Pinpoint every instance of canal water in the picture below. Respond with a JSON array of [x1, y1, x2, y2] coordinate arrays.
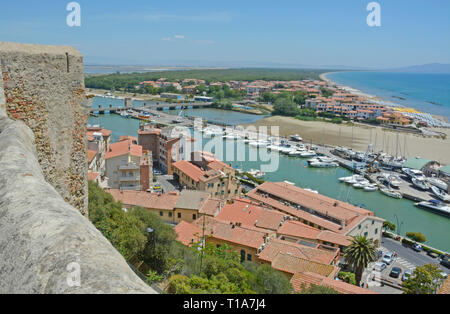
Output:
[[89, 99, 450, 252]]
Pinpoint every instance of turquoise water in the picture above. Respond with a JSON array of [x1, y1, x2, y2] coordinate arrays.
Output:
[[88, 108, 450, 252], [327, 72, 450, 120]]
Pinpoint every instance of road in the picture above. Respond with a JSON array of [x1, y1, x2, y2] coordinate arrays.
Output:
[[156, 174, 181, 193], [381, 237, 449, 274]]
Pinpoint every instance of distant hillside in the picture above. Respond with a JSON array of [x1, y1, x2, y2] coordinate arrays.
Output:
[[386, 63, 450, 74]]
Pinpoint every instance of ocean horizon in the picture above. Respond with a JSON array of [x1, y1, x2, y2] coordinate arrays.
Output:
[[326, 71, 450, 121]]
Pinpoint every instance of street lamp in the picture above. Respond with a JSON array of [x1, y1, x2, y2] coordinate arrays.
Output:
[[146, 227, 156, 250], [393, 214, 404, 236]]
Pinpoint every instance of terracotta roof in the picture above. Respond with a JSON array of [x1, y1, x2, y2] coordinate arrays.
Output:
[[291, 272, 378, 294], [199, 199, 222, 217], [138, 128, 161, 135], [258, 238, 337, 265], [105, 139, 143, 160], [270, 253, 338, 277], [247, 182, 376, 234], [207, 160, 233, 171], [173, 160, 206, 182], [119, 135, 137, 143], [277, 220, 322, 240], [216, 199, 285, 231], [87, 171, 100, 181], [107, 189, 179, 211], [175, 221, 201, 246], [316, 230, 352, 247], [87, 150, 97, 163], [203, 218, 269, 249]]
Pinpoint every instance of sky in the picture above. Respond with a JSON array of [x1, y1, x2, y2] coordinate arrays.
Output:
[[1, 0, 450, 68]]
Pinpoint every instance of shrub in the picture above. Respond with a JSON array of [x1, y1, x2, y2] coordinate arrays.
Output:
[[406, 232, 427, 243]]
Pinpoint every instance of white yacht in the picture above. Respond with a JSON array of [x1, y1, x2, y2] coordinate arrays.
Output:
[[364, 184, 378, 192], [415, 200, 450, 218], [300, 151, 317, 158], [288, 150, 303, 157], [426, 177, 448, 191], [431, 186, 450, 202], [380, 187, 403, 199], [402, 167, 425, 179], [412, 177, 430, 191], [353, 180, 371, 189], [309, 161, 339, 168], [290, 134, 303, 142], [248, 169, 265, 178]]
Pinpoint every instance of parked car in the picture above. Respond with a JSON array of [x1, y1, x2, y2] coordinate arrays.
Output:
[[441, 256, 450, 269], [389, 267, 402, 278], [402, 270, 412, 281], [412, 243, 422, 252], [383, 252, 395, 265], [427, 251, 439, 259], [374, 262, 387, 272], [441, 272, 448, 279]]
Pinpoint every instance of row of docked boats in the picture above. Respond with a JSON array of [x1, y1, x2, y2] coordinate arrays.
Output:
[[402, 167, 450, 202], [339, 175, 379, 192]]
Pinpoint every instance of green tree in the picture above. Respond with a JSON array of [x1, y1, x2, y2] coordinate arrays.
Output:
[[343, 236, 377, 286], [272, 98, 299, 117], [383, 221, 396, 232], [338, 271, 356, 285], [248, 264, 292, 294], [406, 232, 426, 243], [402, 264, 445, 294]]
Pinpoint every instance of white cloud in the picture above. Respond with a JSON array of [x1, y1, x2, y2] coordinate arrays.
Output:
[[174, 35, 185, 39]]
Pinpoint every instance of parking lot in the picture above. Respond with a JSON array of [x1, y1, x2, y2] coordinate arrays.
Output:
[[363, 237, 449, 293]]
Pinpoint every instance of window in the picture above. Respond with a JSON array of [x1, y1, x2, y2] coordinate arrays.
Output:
[[358, 225, 362, 230], [364, 232, 368, 237], [159, 211, 163, 216], [247, 254, 252, 261], [375, 228, 378, 234], [177, 213, 181, 219], [240, 250, 245, 263], [193, 214, 197, 220], [168, 212, 172, 218], [372, 220, 375, 225]]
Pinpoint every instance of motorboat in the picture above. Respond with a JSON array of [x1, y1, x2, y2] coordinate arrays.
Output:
[[290, 134, 303, 142], [412, 177, 430, 191], [304, 188, 319, 194], [431, 186, 450, 202], [402, 167, 425, 179], [426, 177, 448, 191], [364, 184, 378, 192], [247, 169, 265, 178], [138, 112, 151, 120], [307, 156, 337, 164], [309, 161, 339, 168], [353, 180, 371, 189], [380, 187, 403, 199], [415, 200, 450, 218], [300, 151, 317, 158], [343, 175, 364, 184], [249, 140, 270, 148], [389, 175, 402, 189], [288, 150, 303, 157]]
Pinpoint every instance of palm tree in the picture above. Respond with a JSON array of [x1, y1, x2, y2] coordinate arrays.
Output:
[[343, 236, 377, 286]]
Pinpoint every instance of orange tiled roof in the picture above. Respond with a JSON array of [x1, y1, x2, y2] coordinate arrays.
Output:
[[277, 220, 321, 240], [199, 199, 222, 217], [258, 238, 337, 265], [87, 127, 111, 137], [216, 199, 285, 231], [119, 135, 137, 143], [87, 171, 100, 181], [291, 272, 378, 294], [207, 160, 233, 171], [87, 150, 97, 163], [173, 160, 206, 183], [105, 139, 143, 160], [270, 253, 338, 277], [175, 221, 202, 246], [107, 189, 179, 211]]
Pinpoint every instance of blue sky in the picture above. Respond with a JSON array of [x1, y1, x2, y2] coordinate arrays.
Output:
[[1, 0, 449, 68]]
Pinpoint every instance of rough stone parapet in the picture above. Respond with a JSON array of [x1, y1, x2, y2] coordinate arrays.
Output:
[[0, 42, 89, 214], [0, 117, 156, 293]]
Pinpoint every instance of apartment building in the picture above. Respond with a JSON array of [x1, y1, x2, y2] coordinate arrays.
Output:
[[173, 159, 241, 200], [247, 182, 384, 246]]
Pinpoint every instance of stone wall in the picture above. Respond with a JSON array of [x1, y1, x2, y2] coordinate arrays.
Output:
[[0, 117, 155, 293], [0, 42, 89, 214]]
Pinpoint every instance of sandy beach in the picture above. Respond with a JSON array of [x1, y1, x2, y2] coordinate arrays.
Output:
[[245, 116, 450, 165]]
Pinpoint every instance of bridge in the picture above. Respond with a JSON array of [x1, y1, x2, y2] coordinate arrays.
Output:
[[90, 102, 213, 114]]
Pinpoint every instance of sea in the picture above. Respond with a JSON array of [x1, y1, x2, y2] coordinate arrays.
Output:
[[326, 72, 450, 121]]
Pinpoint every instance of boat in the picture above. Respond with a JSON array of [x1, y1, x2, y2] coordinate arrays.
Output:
[[290, 134, 303, 142], [364, 184, 378, 192], [426, 177, 448, 191], [120, 111, 129, 118], [402, 167, 425, 179], [389, 175, 402, 189], [380, 187, 403, 199], [415, 200, 450, 218], [300, 151, 317, 158], [307, 156, 337, 164], [309, 161, 339, 168], [138, 112, 151, 120], [304, 188, 319, 194], [431, 186, 450, 202], [288, 150, 303, 157], [412, 177, 430, 191], [248, 169, 265, 178], [353, 180, 371, 189]]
